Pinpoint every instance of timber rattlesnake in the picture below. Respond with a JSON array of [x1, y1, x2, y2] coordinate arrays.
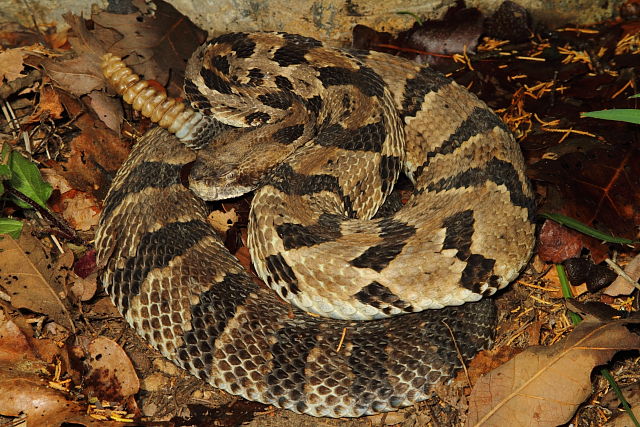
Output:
[[95, 32, 535, 417]]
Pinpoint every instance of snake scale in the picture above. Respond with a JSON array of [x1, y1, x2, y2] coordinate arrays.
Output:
[[95, 32, 535, 417]]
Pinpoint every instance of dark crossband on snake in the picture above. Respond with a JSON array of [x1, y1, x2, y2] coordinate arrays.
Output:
[[95, 32, 535, 418]]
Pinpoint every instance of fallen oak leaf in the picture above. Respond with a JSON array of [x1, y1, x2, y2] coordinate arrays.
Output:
[[605, 253, 640, 296], [43, 55, 107, 97], [71, 336, 140, 404], [25, 84, 64, 123], [0, 230, 74, 331], [86, 91, 124, 133], [207, 207, 238, 235], [90, 1, 206, 97], [41, 13, 107, 98], [0, 316, 97, 426], [466, 318, 640, 427], [0, 48, 26, 83], [48, 92, 130, 199]]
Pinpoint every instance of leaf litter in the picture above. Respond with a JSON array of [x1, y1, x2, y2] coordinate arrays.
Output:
[[0, 1, 639, 426]]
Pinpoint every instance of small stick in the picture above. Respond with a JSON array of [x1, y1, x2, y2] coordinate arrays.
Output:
[[442, 320, 471, 387], [604, 258, 640, 292], [5, 187, 83, 245]]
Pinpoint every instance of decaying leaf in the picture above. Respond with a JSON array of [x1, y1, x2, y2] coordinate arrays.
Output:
[[41, 168, 101, 231], [74, 336, 140, 403], [207, 208, 238, 235], [26, 84, 64, 122], [50, 92, 130, 199], [605, 253, 640, 296], [44, 55, 107, 97], [0, 48, 26, 82], [466, 318, 640, 426], [86, 91, 124, 133], [89, 1, 207, 97], [0, 316, 109, 427], [531, 147, 640, 243], [0, 230, 74, 331], [69, 272, 97, 302]]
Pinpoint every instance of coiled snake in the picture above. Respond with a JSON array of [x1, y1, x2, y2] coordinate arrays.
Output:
[[95, 32, 535, 417]]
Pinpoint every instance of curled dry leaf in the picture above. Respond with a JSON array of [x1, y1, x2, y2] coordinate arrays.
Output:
[[466, 318, 640, 427], [26, 84, 64, 123], [43, 168, 102, 231], [0, 230, 74, 331]]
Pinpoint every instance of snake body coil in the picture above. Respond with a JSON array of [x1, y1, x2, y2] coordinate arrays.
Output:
[[96, 32, 535, 417]]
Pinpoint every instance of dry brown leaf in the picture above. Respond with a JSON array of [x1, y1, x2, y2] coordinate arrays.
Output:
[[90, 2, 206, 97], [605, 253, 640, 296], [50, 92, 130, 199], [604, 385, 640, 426], [208, 208, 238, 235], [0, 317, 38, 363], [86, 91, 124, 133], [0, 315, 68, 366], [59, 190, 101, 231], [81, 336, 140, 402], [26, 84, 64, 122], [0, 48, 26, 82], [43, 55, 107, 97], [0, 357, 109, 427], [0, 317, 98, 427], [69, 272, 97, 302], [466, 318, 640, 427], [40, 14, 107, 99], [0, 231, 74, 331], [0, 374, 84, 426]]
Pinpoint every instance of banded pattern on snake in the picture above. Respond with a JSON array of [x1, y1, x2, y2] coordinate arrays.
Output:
[[95, 32, 535, 417]]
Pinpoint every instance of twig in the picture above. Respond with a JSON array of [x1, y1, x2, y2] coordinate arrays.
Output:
[[336, 327, 347, 352], [1, 101, 19, 138], [5, 187, 83, 245], [0, 68, 42, 100], [3, 99, 31, 153], [604, 258, 640, 292], [441, 320, 471, 387]]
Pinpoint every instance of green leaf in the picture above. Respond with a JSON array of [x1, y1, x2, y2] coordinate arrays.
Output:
[[0, 218, 23, 239], [396, 11, 424, 26], [0, 143, 11, 196], [581, 109, 640, 124], [0, 143, 10, 179], [8, 150, 52, 208], [629, 94, 640, 99], [541, 212, 638, 245]]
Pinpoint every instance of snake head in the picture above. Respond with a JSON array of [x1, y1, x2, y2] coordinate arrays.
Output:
[[187, 127, 294, 201]]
